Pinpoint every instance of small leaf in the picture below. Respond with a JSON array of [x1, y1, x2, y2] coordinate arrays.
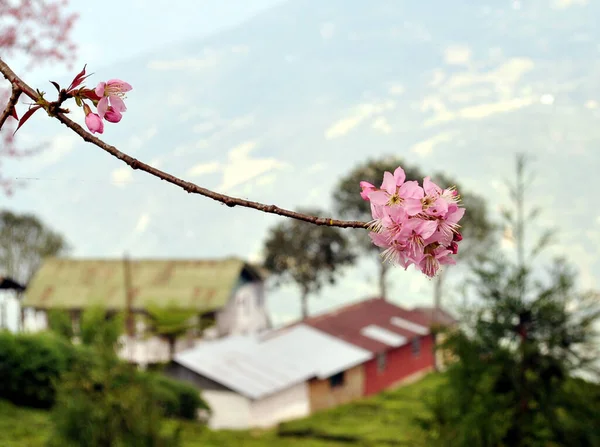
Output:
[[10, 107, 18, 120], [67, 64, 88, 91], [49, 81, 61, 92], [13, 105, 42, 135], [75, 96, 82, 107]]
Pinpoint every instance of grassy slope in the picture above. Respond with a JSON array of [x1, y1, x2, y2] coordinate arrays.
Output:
[[0, 373, 443, 447]]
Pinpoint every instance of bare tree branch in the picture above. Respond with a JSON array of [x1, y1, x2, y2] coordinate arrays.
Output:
[[0, 57, 367, 229]]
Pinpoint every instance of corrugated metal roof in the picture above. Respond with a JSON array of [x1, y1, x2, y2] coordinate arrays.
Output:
[[21, 257, 263, 311], [300, 298, 442, 354], [360, 324, 408, 347], [173, 324, 372, 400], [390, 316, 429, 335]]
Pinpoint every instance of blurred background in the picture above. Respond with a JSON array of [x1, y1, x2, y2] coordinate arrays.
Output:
[[0, 1, 599, 446]]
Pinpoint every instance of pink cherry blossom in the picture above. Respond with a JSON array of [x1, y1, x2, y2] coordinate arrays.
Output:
[[381, 206, 408, 238], [380, 239, 411, 269], [419, 246, 456, 278], [370, 179, 423, 208], [95, 79, 132, 119], [359, 165, 466, 278], [397, 218, 438, 261]]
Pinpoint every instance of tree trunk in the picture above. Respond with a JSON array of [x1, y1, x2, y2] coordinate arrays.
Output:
[[378, 261, 389, 300], [300, 289, 309, 320], [168, 336, 176, 360], [432, 269, 446, 372]]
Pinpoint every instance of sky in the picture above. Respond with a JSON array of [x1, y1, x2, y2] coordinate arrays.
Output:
[[2, 0, 600, 331], [29, 0, 287, 75]]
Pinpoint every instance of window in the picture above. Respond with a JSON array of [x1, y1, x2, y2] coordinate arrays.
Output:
[[376, 352, 387, 373], [412, 336, 421, 357], [329, 371, 345, 388]]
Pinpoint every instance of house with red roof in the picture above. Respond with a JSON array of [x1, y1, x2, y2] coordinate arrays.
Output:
[[300, 298, 456, 396], [166, 297, 457, 427]]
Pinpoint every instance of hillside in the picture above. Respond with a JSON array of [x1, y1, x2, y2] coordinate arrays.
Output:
[[0, 373, 442, 446]]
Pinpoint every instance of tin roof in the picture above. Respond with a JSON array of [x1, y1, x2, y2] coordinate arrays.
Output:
[[299, 298, 441, 354], [173, 324, 372, 400], [21, 257, 263, 311]]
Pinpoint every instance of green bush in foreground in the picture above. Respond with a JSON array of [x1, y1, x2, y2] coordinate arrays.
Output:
[[0, 330, 78, 408], [49, 331, 182, 446], [150, 373, 211, 421]]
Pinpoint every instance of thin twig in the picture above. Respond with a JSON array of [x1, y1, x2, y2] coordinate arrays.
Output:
[[0, 58, 367, 229], [0, 84, 22, 130]]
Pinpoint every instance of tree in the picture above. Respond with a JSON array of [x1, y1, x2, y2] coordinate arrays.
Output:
[[420, 153, 600, 447], [0, 209, 68, 284], [263, 208, 356, 319], [1, 1, 78, 194], [146, 302, 197, 360], [333, 156, 494, 301]]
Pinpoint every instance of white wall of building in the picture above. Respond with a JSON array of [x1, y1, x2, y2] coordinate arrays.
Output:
[[203, 390, 252, 430], [0, 292, 21, 332], [22, 308, 48, 332], [118, 334, 195, 366], [217, 281, 270, 336], [250, 381, 310, 428], [202, 382, 310, 430]]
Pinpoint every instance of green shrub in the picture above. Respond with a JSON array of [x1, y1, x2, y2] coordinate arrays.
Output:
[[0, 331, 79, 408], [148, 373, 210, 420], [47, 310, 74, 340], [49, 356, 182, 447]]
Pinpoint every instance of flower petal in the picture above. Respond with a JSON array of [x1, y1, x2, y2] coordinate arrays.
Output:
[[97, 97, 108, 118], [107, 79, 133, 92], [109, 95, 127, 113], [398, 181, 424, 199], [423, 176, 442, 196], [95, 82, 106, 98], [403, 198, 424, 216], [393, 166, 406, 185], [447, 207, 466, 224], [420, 220, 439, 239], [368, 190, 390, 206], [380, 171, 396, 193]]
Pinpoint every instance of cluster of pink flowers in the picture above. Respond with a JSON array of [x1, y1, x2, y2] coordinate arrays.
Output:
[[82, 79, 133, 135], [360, 166, 465, 278]]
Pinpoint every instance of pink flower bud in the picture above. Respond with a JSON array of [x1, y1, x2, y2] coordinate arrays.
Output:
[[104, 106, 122, 123], [83, 104, 104, 134], [450, 241, 459, 255]]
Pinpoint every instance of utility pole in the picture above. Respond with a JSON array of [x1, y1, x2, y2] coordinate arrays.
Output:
[[432, 269, 446, 372]]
